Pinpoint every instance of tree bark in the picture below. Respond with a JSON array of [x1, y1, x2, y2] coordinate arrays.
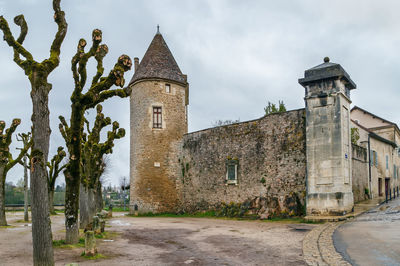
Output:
[[80, 184, 97, 230], [30, 83, 54, 265], [79, 183, 89, 229], [48, 189, 55, 215], [23, 156, 29, 221], [64, 171, 79, 244], [96, 181, 103, 212], [64, 104, 84, 243], [88, 188, 96, 221], [0, 164, 7, 226]]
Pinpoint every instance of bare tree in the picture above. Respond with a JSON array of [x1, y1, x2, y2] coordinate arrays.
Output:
[[16, 132, 32, 222], [0, 1, 67, 264], [119, 176, 129, 211], [0, 120, 31, 226], [46, 147, 66, 214], [58, 30, 131, 243], [79, 105, 125, 229]]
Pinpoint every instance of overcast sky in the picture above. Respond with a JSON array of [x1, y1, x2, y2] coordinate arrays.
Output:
[[1, 0, 400, 187]]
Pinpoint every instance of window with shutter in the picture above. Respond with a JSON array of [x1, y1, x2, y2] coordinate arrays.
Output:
[[370, 150, 373, 166], [225, 159, 238, 185], [386, 155, 389, 170]]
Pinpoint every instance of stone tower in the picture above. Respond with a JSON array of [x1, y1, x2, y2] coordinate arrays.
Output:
[[299, 57, 356, 216], [129, 30, 189, 213]]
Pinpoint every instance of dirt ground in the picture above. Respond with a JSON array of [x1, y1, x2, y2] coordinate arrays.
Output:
[[0, 212, 313, 266]]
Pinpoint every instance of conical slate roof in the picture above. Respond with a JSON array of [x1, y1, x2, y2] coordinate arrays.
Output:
[[129, 33, 186, 85]]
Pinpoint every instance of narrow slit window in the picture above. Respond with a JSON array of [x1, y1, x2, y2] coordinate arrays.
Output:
[[386, 155, 389, 170], [165, 84, 170, 93], [153, 107, 162, 128]]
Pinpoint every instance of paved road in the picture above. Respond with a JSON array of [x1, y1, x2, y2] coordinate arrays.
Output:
[[334, 197, 400, 266]]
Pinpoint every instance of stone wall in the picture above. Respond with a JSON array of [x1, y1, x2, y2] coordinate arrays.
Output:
[[351, 144, 369, 202], [178, 109, 307, 218]]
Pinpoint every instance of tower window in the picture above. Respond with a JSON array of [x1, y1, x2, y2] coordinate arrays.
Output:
[[153, 107, 162, 128], [165, 84, 170, 93]]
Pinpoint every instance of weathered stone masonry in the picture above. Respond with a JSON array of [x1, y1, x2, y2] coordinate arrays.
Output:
[[129, 31, 372, 218], [129, 32, 189, 213], [351, 144, 369, 202], [178, 109, 307, 218]]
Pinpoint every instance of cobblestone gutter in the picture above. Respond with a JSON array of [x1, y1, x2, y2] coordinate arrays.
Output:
[[303, 222, 351, 266]]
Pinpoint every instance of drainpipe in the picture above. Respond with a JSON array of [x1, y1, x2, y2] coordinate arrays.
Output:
[[368, 134, 372, 199]]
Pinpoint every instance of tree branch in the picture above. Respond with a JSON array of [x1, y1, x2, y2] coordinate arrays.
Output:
[[6, 135, 32, 172], [12, 15, 28, 68], [78, 29, 102, 89], [5, 119, 21, 146], [71, 38, 86, 90], [91, 44, 108, 86], [86, 87, 131, 109], [42, 0, 68, 73], [58, 115, 70, 141], [0, 16, 34, 67]]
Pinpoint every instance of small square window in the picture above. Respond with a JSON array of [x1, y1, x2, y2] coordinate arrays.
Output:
[[165, 84, 170, 93], [226, 159, 238, 185]]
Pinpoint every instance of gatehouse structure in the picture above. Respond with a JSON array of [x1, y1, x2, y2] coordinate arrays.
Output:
[[129, 30, 400, 218]]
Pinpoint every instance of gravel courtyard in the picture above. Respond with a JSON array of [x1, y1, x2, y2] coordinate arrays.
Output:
[[0, 212, 312, 266]]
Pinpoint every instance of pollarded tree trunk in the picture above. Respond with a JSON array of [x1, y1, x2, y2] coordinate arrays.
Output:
[[23, 156, 29, 221], [65, 172, 80, 244], [80, 185, 97, 230], [0, 164, 6, 226], [88, 188, 96, 221], [79, 183, 89, 229], [64, 104, 84, 243], [48, 190, 55, 215], [96, 182, 103, 212], [30, 83, 54, 265], [95, 183, 103, 212]]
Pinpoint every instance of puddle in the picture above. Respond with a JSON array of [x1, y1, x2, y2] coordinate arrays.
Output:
[[7, 227, 25, 231], [19, 224, 32, 227], [288, 224, 313, 231], [109, 220, 130, 226]]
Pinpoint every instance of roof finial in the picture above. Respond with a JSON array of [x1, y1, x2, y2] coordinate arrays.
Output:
[[324, 56, 330, 63], [157, 24, 160, 34]]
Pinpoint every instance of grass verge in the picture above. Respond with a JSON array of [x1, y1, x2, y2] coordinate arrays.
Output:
[[126, 211, 322, 223], [53, 237, 85, 248], [81, 253, 107, 260]]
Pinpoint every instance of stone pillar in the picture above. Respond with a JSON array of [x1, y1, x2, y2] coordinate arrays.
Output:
[[299, 57, 356, 216], [84, 231, 97, 256]]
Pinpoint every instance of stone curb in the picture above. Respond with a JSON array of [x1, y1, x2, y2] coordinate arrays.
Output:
[[303, 222, 351, 266]]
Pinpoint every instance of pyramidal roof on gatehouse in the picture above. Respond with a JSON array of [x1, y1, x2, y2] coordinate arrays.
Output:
[[129, 31, 186, 85]]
